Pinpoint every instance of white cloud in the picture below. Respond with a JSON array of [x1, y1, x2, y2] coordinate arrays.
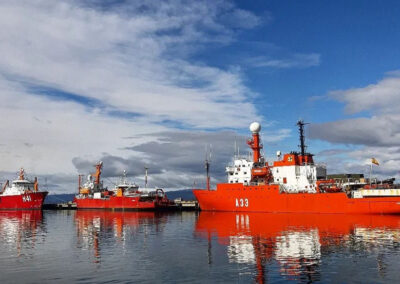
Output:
[[248, 53, 320, 69], [329, 72, 400, 114], [0, 0, 268, 191], [0, 0, 261, 129], [309, 71, 400, 180], [311, 72, 400, 147]]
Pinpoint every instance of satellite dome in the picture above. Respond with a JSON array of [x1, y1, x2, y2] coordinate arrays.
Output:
[[249, 122, 261, 133]]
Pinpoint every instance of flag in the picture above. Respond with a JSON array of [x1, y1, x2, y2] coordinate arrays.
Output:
[[371, 158, 379, 166]]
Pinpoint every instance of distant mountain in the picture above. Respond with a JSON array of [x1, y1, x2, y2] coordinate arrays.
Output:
[[45, 193, 74, 204], [44, 189, 195, 204], [165, 189, 195, 201]]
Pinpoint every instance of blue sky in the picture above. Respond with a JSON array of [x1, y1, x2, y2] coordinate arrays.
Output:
[[0, 0, 399, 191], [196, 0, 400, 121]]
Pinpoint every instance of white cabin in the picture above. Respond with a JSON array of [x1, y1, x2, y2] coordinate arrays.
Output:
[[226, 158, 253, 185]]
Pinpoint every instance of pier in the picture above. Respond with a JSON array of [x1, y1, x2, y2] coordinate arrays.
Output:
[[43, 199, 199, 211]]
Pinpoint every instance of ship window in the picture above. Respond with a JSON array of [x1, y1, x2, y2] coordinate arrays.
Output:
[[235, 173, 238, 175], [229, 173, 233, 175], [244, 172, 247, 174]]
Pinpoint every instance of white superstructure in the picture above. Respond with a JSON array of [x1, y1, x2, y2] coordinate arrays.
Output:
[[1, 168, 37, 196], [226, 158, 253, 185], [225, 153, 318, 193], [271, 159, 318, 193]]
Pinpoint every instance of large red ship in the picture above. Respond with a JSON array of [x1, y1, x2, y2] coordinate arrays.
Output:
[[0, 168, 48, 210], [193, 121, 400, 214], [74, 162, 175, 210]]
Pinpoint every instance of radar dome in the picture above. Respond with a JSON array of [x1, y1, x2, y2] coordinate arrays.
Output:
[[249, 122, 261, 133]]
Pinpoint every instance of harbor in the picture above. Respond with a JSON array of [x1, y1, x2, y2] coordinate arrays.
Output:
[[1, 1, 400, 283], [2, 209, 400, 283], [43, 199, 199, 211]]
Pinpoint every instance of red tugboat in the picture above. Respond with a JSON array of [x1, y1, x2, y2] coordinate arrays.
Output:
[[0, 168, 48, 209], [193, 121, 400, 214], [74, 162, 175, 210]]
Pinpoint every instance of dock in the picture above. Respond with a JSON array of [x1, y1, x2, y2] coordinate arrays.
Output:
[[174, 198, 199, 211], [43, 199, 199, 211], [43, 201, 77, 210]]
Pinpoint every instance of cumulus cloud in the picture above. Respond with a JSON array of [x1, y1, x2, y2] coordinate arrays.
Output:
[[329, 73, 400, 114], [72, 130, 250, 189], [317, 149, 352, 157], [0, 0, 263, 128], [309, 72, 400, 179], [310, 72, 400, 147], [310, 115, 400, 147], [0, 0, 271, 192]]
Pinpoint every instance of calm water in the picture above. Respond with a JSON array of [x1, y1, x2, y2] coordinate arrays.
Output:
[[0, 210, 400, 283]]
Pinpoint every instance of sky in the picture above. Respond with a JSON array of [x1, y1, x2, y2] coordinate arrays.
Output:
[[1, 0, 400, 192]]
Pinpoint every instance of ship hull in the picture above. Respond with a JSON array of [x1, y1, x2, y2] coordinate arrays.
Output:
[[193, 184, 400, 214], [74, 196, 174, 211], [0, 192, 48, 210]]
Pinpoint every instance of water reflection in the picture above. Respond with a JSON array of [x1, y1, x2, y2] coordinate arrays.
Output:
[[0, 210, 45, 257], [195, 212, 400, 283], [74, 210, 166, 262]]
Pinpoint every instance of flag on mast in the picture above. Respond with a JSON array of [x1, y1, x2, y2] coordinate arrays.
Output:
[[371, 158, 379, 166]]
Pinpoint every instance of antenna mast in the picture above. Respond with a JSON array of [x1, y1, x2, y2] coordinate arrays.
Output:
[[205, 145, 211, 190], [297, 120, 308, 157], [144, 167, 148, 188]]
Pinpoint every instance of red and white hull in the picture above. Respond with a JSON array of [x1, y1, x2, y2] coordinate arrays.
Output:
[[194, 184, 400, 214], [74, 195, 175, 211], [0, 191, 48, 210]]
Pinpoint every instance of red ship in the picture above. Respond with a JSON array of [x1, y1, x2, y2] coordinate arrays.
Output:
[[74, 162, 175, 210], [193, 121, 400, 214], [0, 168, 48, 210]]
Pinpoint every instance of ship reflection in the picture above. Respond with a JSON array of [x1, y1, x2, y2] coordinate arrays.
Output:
[[0, 210, 44, 257], [195, 212, 400, 283], [75, 210, 166, 262]]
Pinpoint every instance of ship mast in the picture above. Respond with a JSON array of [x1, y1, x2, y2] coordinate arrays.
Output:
[[144, 167, 148, 188], [93, 161, 103, 185], [19, 168, 25, 180], [34, 177, 38, 192], [247, 122, 262, 163], [1, 180, 9, 193], [297, 120, 308, 157], [78, 174, 84, 193], [205, 145, 212, 190]]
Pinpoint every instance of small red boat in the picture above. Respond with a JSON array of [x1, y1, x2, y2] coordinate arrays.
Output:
[[74, 162, 175, 210], [194, 121, 400, 214], [0, 168, 48, 210]]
